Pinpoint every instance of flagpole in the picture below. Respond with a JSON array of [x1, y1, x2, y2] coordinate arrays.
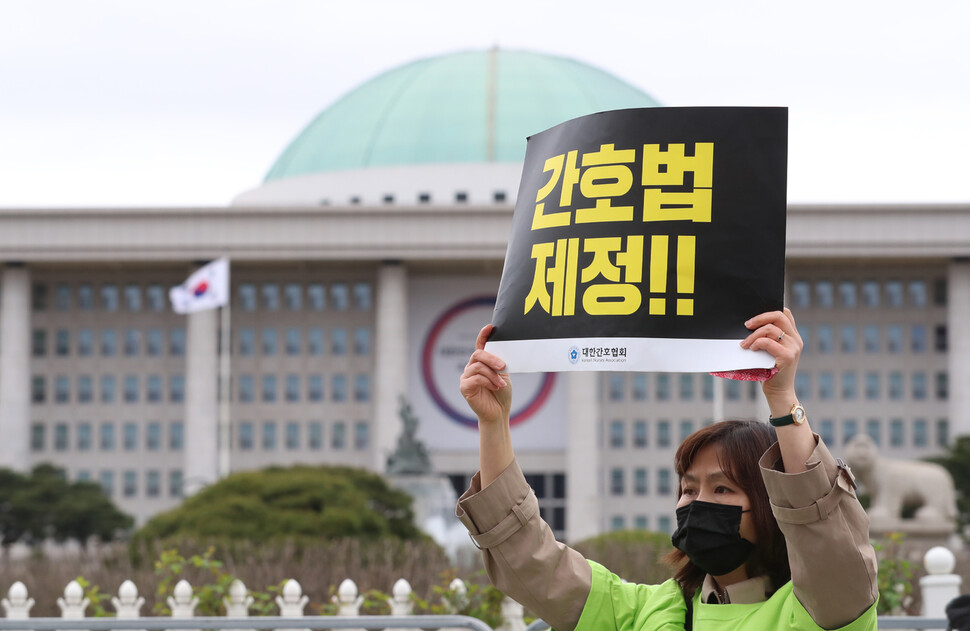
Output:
[[218, 286, 232, 479]]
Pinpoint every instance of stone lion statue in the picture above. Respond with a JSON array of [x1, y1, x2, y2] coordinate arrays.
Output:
[[843, 433, 956, 527]]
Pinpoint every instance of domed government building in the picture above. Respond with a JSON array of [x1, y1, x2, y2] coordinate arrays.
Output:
[[1, 49, 968, 539]]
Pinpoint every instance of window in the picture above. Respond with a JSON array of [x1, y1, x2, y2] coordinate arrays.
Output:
[[799, 325, 811, 354], [31, 283, 48, 311], [818, 372, 834, 400], [633, 420, 648, 448], [146, 375, 162, 403], [610, 516, 625, 532], [912, 372, 927, 400], [933, 278, 948, 306], [77, 329, 94, 357], [332, 328, 348, 355], [146, 471, 161, 497], [678, 374, 694, 400], [887, 325, 903, 353], [937, 419, 949, 447], [262, 328, 278, 356], [124, 285, 141, 312], [888, 372, 904, 400], [122, 471, 137, 497], [100, 471, 115, 497], [354, 374, 371, 402], [726, 379, 741, 401], [865, 372, 880, 400], [864, 325, 880, 353], [285, 374, 300, 402], [238, 283, 256, 311], [30, 423, 46, 451], [658, 469, 672, 495], [353, 283, 372, 310], [100, 375, 116, 403], [815, 281, 834, 308], [100, 422, 115, 450], [354, 327, 371, 355], [101, 284, 119, 311], [610, 468, 625, 496], [285, 328, 301, 356], [794, 373, 811, 401], [886, 281, 904, 307], [791, 281, 810, 308], [262, 375, 277, 402], [238, 422, 253, 450], [657, 420, 671, 448], [839, 325, 856, 353], [31, 329, 46, 357], [169, 375, 185, 403], [331, 283, 349, 310], [679, 420, 693, 442], [32, 376, 46, 403], [609, 420, 624, 448], [284, 283, 302, 310], [354, 421, 369, 450], [935, 325, 948, 352], [838, 281, 857, 308], [866, 419, 881, 446], [913, 419, 928, 448], [656, 374, 670, 400], [332, 374, 347, 402], [146, 284, 165, 311], [608, 374, 624, 401], [909, 280, 927, 307], [817, 325, 833, 353], [841, 372, 857, 400], [124, 375, 139, 403], [238, 328, 254, 356], [911, 325, 927, 353], [169, 328, 186, 356], [77, 375, 93, 403], [819, 419, 835, 446], [261, 284, 280, 311], [123, 329, 141, 356], [146, 422, 162, 450], [239, 375, 254, 403], [55, 375, 70, 403], [890, 419, 904, 447], [862, 280, 880, 307], [55, 329, 70, 356], [936, 372, 949, 400], [77, 423, 92, 451], [169, 470, 183, 498], [142, 328, 162, 356], [332, 421, 346, 449], [285, 422, 300, 450], [307, 284, 326, 310], [634, 468, 648, 496], [101, 329, 118, 356], [169, 422, 184, 450], [632, 374, 647, 400], [123, 422, 137, 451], [308, 328, 324, 355], [842, 419, 858, 444], [308, 422, 323, 450], [78, 284, 94, 310], [702, 374, 713, 401], [307, 374, 324, 402], [262, 422, 277, 450]]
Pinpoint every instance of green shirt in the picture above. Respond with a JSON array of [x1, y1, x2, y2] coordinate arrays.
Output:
[[575, 561, 877, 631]]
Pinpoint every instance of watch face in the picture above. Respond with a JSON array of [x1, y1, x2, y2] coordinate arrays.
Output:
[[793, 407, 805, 423]]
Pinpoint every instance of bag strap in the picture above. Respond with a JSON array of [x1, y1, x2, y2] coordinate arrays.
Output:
[[683, 586, 694, 631]]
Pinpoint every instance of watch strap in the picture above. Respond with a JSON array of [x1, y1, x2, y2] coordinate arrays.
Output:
[[769, 413, 796, 427]]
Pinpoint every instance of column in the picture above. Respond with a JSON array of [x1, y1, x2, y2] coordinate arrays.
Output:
[[183, 306, 219, 495], [373, 261, 408, 472], [0, 265, 30, 471], [947, 260, 970, 438], [566, 371, 600, 542]]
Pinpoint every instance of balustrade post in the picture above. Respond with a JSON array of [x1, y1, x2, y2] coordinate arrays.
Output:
[[1, 582, 34, 619], [921, 546, 962, 617], [167, 579, 199, 631], [111, 580, 145, 631], [57, 580, 90, 619], [275, 579, 309, 631], [496, 596, 527, 631]]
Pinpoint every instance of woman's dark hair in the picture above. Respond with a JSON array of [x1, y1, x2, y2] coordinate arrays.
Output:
[[664, 420, 790, 599]]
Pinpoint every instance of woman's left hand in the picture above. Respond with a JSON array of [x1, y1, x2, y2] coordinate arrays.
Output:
[[740, 308, 803, 408]]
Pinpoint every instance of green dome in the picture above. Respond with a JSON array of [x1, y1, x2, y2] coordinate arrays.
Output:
[[265, 49, 660, 181]]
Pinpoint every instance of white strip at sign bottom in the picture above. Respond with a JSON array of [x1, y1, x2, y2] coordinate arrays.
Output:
[[484, 337, 776, 374]]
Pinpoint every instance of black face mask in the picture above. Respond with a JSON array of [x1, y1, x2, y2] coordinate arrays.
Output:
[[670, 500, 754, 576]]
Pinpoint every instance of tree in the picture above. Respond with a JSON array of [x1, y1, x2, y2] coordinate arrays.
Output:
[[928, 434, 970, 530], [0, 464, 133, 547], [135, 465, 425, 543]]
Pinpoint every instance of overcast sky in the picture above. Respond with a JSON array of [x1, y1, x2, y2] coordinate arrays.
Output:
[[1, 0, 967, 207]]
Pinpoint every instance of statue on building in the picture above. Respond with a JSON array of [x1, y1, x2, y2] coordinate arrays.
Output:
[[386, 396, 432, 475], [843, 433, 957, 537]]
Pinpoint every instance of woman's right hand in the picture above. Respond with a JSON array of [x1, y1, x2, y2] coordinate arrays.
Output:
[[460, 324, 513, 425]]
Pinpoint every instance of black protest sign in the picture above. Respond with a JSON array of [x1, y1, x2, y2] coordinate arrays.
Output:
[[486, 107, 787, 373]]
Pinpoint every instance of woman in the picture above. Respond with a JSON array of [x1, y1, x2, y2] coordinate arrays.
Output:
[[456, 309, 877, 631]]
